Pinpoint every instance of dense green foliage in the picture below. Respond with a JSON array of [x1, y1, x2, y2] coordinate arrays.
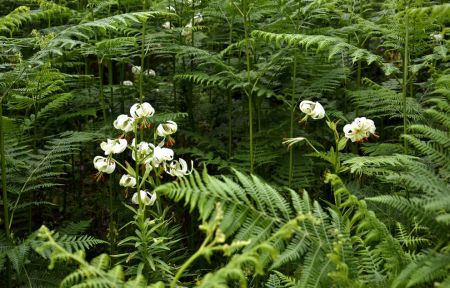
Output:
[[0, 0, 449, 287]]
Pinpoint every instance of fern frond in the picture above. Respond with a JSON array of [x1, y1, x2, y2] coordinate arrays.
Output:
[[251, 30, 398, 75]]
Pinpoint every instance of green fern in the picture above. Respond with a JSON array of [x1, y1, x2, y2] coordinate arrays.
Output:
[[36, 226, 151, 288], [251, 30, 398, 75]]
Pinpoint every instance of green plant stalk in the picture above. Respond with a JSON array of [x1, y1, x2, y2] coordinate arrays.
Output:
[[402, 8, 409, 156], [98, 60, 108, 125], [78, 150, 83, 208], [227, 21, 234, 158], [0, 100, 10, 241], [242, 0, 254, 173], [289, 49, 298, 188], [108, 60, 114, 118], [136, 206, 151, 270], [0, 98, 12, 288], [139, 0, 147, 103], [120, 63, 125, 114], [172, 55, 177, 110], [133, 123, 143, 208], [170, 232, 213, 288], [85, 59, 91, 95], [108, 175, 116, 254]]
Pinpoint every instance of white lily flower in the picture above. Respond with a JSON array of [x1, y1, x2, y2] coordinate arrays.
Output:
[[93, 156, 116, 174], [130, 102, 155, 119], [113, 114, 135, 132], [131, 190, 157, 206], [122, 80, 133, 86], [181, 21, 193, 37], [299, 100, 325, 119], [152, 146, 174, 166], [131, 66, 142, 74], [167, 5, 176, 12], [165, 158, 192, 177], [162, 21, 172, 29], [119, 174, 136, 188], [187, 0, 202, 6], [431, 33, 444, 41], [344, 117, 376, 142], [157, 120, 178, 137], [132, 139, 155, 164], [193, 13, 203, 25], [144, 69, 156, 77], [100, 139, 127, 155]]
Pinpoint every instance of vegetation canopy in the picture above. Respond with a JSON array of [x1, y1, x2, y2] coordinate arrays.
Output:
[[0, 0, 449, 287]]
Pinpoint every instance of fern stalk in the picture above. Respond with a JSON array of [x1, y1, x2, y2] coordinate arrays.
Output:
[[402, 6, 409, 155], [242, 0, 254, 172], [289, 49, 298, 187], [170, 225, 214, 288], [227, 20, 234, 158], [120, 63, 125, 114], [98, 60, 108, 125], [0, 97, 12, 288], [108, 60, 114, 118], [0, 99, 10, 241]]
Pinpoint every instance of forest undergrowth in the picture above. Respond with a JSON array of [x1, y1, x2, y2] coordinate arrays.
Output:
[[0, 0, 449, 287]]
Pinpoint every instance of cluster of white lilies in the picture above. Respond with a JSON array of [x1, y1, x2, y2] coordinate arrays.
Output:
[[299, 100, 376, 142], [93, 102, 192, 206]]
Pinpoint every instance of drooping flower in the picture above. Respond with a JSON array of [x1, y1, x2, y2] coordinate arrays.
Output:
[[165, 158, 192, 177], [131, 190, 157, 206], [132, 139, 155, 164], [113, 115, 135, 132], [152, 146, 174, 166], [193, 13, 203, 25], [144, 69, 156, 77], [93, 156, 116, 174], [299, 100, 325, 119], [157, 120, 178, 137], [130, 102, 155, 119], [100, 139, 127, 155], [181, 22, 193, 37], [431, 33, 444, 41], [119, 174, 136, 188], [131, 66, 142, 74], [343, 117, 376, 142], [162, 21, 172, 29], [122, 80, 133, 86]]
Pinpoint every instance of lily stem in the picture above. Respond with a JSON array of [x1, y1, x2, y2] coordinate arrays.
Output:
[[139, 0, 147, 104]]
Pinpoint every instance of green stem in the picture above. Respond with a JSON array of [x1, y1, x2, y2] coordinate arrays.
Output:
[[120, 63, 125, 114], [133, 123, 143, 208], [227, 21, 234, 158], [108, 175, 116, 254], [108, 60, 114, 118], [289, 49, 298, 188], [0, 100, 10, 241], [170, 234, 212, 288], [78, 150, 83, 208], [139, 0, 147, 103], [402, 7, 409, 156], [242, 0, 254, 173], [0, 98, 12, 288], [98, 60, 108, 125]]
